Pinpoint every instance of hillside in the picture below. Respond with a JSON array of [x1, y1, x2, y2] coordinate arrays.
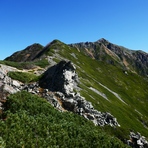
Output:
[[0, 38, 148, 147], [70, 38, 148, 76]]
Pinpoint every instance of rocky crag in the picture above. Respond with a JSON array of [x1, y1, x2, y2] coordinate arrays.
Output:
[[127, 132, 148, 148], [39, 60, 120, 127], [0, 61, 119, 127]]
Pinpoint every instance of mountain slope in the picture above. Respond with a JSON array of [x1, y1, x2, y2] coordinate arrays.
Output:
[[1, 38, 148, 147], [5, 43, 43, 62], [70, 38, 148, 76]]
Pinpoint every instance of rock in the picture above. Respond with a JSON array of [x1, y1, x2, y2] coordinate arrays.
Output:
[[12, 80, 21, 88], [0, 102, 3, 110], [46, 95, 58, 107], [0, 71, 5, 80], [39, 60, 79, 97], [3, 76, 12, 84], [0, 64, 22, 95], [0, 64, 18, 75], [3, 84, 18, 94], [86, 113, 95, 120], [62, 98, 77, 111], [63, 69, 76, 95], [127, 132, 148, 148], [55, 92, 65, 99], [75, 107, 84, 115]]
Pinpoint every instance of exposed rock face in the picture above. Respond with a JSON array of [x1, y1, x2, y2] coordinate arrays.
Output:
[[56, 92, 119, 127], [127, 132, 148, 148], [0, 64, 22, 94], [0, 64, 22, 110], [39, 60, 78, 97], [39, 60, 120, 127]]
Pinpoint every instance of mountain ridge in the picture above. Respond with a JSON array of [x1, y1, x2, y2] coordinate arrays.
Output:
[[70, 38, 148, 76], [5, 38, 148, 76], [1, 38, 148, 147]]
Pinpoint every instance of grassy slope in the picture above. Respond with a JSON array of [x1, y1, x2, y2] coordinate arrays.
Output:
[[49, 41, 148, 139], [0, 58, 49, 69]]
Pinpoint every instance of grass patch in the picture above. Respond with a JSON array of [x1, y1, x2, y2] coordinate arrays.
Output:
[[34, 59, 49, 68], [0, 58, 49, 69], [8, 71, 39, 83]]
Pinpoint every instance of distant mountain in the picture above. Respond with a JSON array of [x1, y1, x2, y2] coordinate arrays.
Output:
[[5, 43, 43, 62], [1, 38, 148, 147], [70, 38, 148, 76], [6, 38, 148, 76]]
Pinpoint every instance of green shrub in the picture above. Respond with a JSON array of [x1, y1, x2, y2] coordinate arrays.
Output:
[[0, 60, 23, 69], [8, 71, 39, 83], [0, 137, 6, 148], [34, 59, 49, 68], [0, 59, 49, 69], [0, 91, 128, 148]]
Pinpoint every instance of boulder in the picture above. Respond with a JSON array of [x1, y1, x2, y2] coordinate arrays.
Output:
[[3, 84, 18, 94], [39, 60, 78, 96], [62, 98, 77, 111], [127, 132, 148, 148]]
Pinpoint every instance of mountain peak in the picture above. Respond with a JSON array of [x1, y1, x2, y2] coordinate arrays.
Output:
[[97, 38, 109, 43], [5, 43, 43, 62]]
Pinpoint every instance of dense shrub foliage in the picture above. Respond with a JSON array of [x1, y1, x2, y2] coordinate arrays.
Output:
[[0, 91, 128, 148]]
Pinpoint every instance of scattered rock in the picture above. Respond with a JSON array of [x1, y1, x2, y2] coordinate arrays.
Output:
[[127, 132, 148, 148]]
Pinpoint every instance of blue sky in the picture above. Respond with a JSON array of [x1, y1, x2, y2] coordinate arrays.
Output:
[[0, 0, 148, 60]]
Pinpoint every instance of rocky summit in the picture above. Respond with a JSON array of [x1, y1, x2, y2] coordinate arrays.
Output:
[[0, 38, 148, 147]]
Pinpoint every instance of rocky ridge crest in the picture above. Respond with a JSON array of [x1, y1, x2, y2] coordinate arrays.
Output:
[[0, 61, 119, 127]]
